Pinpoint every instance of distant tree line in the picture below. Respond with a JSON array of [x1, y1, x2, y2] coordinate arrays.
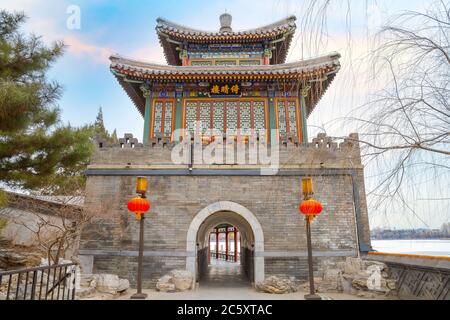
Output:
[[371, 223, 450, 240]]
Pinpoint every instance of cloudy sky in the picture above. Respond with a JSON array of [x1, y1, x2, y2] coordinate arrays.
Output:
[[2, 0, 447, 229]]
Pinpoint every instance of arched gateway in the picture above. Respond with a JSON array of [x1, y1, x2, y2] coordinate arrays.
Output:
[[186, 201, 265, 285], [79, 13, 372, 290]]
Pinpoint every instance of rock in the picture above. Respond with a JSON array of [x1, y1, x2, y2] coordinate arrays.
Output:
[[0, 249, 41, 270], [336, 262, 346, 270], [80, 274, 96, 287], [355, 290, 378, 299], [387, 279, 396, 290], [76, 286, 96, 298], [363, 260, 386, 270], [170, 270, 194, 291], [256, 276, 298, 294], [76, 273, 129, 298], [156, 275, 176, 292], [156, 270, 194, 292], [318, 280, 342, 293], [341, 276, 352, 294], [117, 279, 130, 293], [343, 257, 364, 274], [300, 275, 342, 293], [95, 274, 128, 294], [351, 276, 371, 291], [95, 274, 120, 294], [315, 257, 397, 298], [347, 270, 391, 296], [323, 268, 341, 282]]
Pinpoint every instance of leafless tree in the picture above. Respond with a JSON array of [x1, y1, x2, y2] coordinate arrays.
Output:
[[4, 181, 91, 266], [297, 1, 450, 227], [347, 2, 449, 212]]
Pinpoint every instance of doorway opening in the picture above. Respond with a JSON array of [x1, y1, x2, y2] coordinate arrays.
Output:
[[201, 224, 248, 288], [186, 201, 265, 288], [195, 211, 256, 287]]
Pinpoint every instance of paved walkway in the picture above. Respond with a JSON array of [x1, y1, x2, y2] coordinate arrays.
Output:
[[200, 259, 249, 289], [117, 287, 378, 300], [113, 260, 389, 300]]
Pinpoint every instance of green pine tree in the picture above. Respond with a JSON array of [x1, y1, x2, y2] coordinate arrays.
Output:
[[94, 107, 106, 135], [0, 10, 94, 196], [93, 107, 118, 144], [110, 129, 118, 144]]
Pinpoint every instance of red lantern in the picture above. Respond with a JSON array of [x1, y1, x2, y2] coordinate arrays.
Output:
[[299, 199, 323, 216], [127, 197, 151, 220]]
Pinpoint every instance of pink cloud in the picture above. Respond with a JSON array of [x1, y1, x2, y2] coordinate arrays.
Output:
[[64, 36, 114, 64], [126, 46, 166, 64]]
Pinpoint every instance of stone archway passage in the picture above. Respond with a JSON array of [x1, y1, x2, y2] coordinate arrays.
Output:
[[186, 201, 265, 286]]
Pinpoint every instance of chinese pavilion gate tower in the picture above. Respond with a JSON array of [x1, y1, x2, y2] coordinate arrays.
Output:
[[80, 14, 372, 288], [110, 14, 342, 145]]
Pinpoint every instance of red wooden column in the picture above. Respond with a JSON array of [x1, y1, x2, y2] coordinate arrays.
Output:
[[225, 228, 229, 261], [215, 228, 219, 259], [208, 233, 211, 264], [234, 229, 238, 262]]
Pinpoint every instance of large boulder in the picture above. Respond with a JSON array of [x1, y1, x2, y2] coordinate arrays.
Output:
[[75, 286, 97, 298], [171, 270, 194, 291], [344, 257, 364, 274], [95, 274, 120, 294], [318, 268, 343, 292], [341, 258, 396, 297], [0, 249, 41, 270], [95, 274, 129, 294], [76, 274, 130, 298], [117, 279, 130, 293], [313, 257, 397, 298], [256, 276, 298, 294], [156, 275, 176, 293], [156, 270, 194, 292]]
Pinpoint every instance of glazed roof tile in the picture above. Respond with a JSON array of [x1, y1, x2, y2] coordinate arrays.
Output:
[[110, 53, 341, 118], [156, 15, 297, 38], [110, 52, 341, 78], [156, 16, 297, 65]]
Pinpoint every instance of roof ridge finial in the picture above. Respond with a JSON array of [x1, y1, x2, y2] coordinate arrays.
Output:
[[219, 12, 232, 33]]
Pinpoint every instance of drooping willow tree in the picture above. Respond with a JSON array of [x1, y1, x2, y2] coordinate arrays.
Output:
[[297, 0, 450, 228]]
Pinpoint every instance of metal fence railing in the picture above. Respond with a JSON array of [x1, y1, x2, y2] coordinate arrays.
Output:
[[0, 263, 77, 300]]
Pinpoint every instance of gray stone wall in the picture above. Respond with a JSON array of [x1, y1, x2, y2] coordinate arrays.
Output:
[[365, 254, 450, 300], [79, 133, 371, 288], [89, 133, 362, 168]]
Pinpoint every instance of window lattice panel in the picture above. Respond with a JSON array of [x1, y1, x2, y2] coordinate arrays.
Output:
[[184, 100, 267, 137], [226, 102, 238, 134], [239, 102, 251, 135], [186, 102, 197, 134], [200, 102, 211, 134], [287, 101, 297, 135], [277, 101, 287, 135], [212, 102, 224, 133], [253, 101, 266, 132], [163, 102, 173, 136], [153, 102, 163, 135]]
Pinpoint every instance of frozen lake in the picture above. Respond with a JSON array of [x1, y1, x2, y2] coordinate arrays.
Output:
[[371, 239, 450, 257]]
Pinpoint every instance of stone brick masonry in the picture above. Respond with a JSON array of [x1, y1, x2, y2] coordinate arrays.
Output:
[[79, 133, 372, 288]]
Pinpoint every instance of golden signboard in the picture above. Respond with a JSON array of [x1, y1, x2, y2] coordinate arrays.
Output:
[[210, 83, 240, 96]]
